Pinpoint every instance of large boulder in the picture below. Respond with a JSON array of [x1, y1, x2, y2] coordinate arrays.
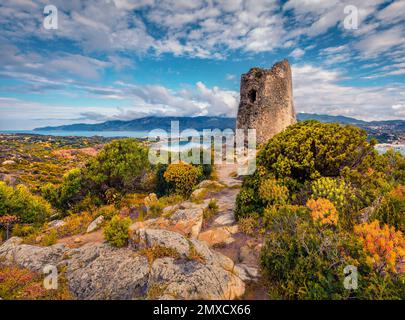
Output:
[[0, 237, 67, 272], [0, 229, 247, 300], [148, 257, 244, 300], [134, 228, 190, 258], [66, 243, 149, 300]]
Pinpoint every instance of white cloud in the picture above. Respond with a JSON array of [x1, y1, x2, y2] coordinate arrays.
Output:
[[292, 63, 405, 121], [0, 78, 239, 129], [354, 26, 405, 58], [290, 48, 305, 59]]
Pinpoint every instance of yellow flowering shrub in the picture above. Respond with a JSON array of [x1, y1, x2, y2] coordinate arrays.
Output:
[[163, 162, 202, 196], [354, 220, 405, 274], [306, 198, 338, 226], [259, 178, 289, 205], [373, 185, 405, 233]]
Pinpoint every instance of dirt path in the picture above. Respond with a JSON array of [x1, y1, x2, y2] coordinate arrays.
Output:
[[215, 163, 242, 187], [57, 229, 104, 248], [203, 163, 268, 300]]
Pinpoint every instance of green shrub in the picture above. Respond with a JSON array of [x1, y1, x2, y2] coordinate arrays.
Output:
[[258, 121, 376, 182], [238, 213, 260, 236], [311, 177, 359, 229], [261, 204, 351, 299], [41, 229, 58, 246], [259, 178, 289, 205], [236, 121, 381, 219], [85, 139, 150, 194], [260, 203, 405, 300], [12, 224, 37, 238], [235, 187, 260, 219], [0, 182, 52, 224], [41, 169, 87, 212], [372, 185, 405, 233], [163, 162, 203, 196], [43, 139, 153, 212], [104, 215, 131, 248]]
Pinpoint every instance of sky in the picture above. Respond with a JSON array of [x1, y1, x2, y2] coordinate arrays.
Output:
[[0, 0, 404, 130]]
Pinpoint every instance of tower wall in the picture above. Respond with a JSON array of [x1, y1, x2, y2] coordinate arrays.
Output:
[[236, 59, 296, 145]]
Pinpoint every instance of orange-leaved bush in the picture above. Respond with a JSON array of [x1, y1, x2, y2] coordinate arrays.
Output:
[[306, 198, 338, 226], [354, 220, 405, 274]]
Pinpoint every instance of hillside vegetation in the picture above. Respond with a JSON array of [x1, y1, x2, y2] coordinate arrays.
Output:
[[236, 121, 404, 299]]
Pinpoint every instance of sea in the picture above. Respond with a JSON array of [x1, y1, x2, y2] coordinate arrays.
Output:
[[0, 130, 151, 138]]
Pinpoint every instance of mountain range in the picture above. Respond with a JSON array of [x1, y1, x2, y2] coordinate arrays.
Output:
[[34, 113, 405, 133]]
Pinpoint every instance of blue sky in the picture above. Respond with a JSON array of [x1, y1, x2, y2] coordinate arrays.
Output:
[[0, 0, 404, 129]]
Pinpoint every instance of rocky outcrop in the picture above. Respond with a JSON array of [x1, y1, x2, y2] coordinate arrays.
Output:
[[236, 59, 296, 145], [0, 229, 246, 300], [148, 257, 244, 300], [142, 229, 245, 300], [0, 237, 67, 272], [66, 243, 150, 300], [130, 200, 206, 238]]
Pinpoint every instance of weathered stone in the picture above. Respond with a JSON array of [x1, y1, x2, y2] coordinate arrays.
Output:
[[148, 257, 245, 300], [86, 215, 104, 233], [0, 237, 67, 272], [213, 212, 235, 226], [234, 264, 260, 282], [198, 226, 236, 246], [169, 206, 204, 237], [2, 160, 15, 165], [197, 180, 224, 189], [129, 203, 204, 238], [161, 204, 179, 216], [0, 231, 248, 300], [47, 220, 66, 230], [135, 228, 190, 257], [236, 59, 296, 145], [66, 243, 150, 300], [190, 188, 207, 200], [239, 244, 259, 265]]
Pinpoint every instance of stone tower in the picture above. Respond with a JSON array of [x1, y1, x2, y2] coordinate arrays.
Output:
[[236, 59, 296, 145]]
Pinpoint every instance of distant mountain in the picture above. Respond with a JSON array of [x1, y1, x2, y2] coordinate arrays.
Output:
[[296, 113, 367, 124], [34, 114, 405, 132], [34, 116, 236, 132]]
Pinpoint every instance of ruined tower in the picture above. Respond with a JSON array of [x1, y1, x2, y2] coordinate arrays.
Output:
[[236, 59, 296, 145]]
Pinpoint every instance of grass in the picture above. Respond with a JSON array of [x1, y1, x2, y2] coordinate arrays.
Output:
[[203, 199, 219, 220], [187, 243, 205, 264], [145, 194, 184, 218], [238, 214, 259, 236], [147, 283, 168, 300], [40, 229, 58, 246], [139, 245, 180, 266]]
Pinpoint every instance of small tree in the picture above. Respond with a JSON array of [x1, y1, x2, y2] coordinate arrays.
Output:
[[0, 215, 19, 240], [104, 215, 131, 247]]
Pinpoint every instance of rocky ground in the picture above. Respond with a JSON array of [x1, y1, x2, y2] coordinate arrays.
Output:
[[0, 163, 267, 300]]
